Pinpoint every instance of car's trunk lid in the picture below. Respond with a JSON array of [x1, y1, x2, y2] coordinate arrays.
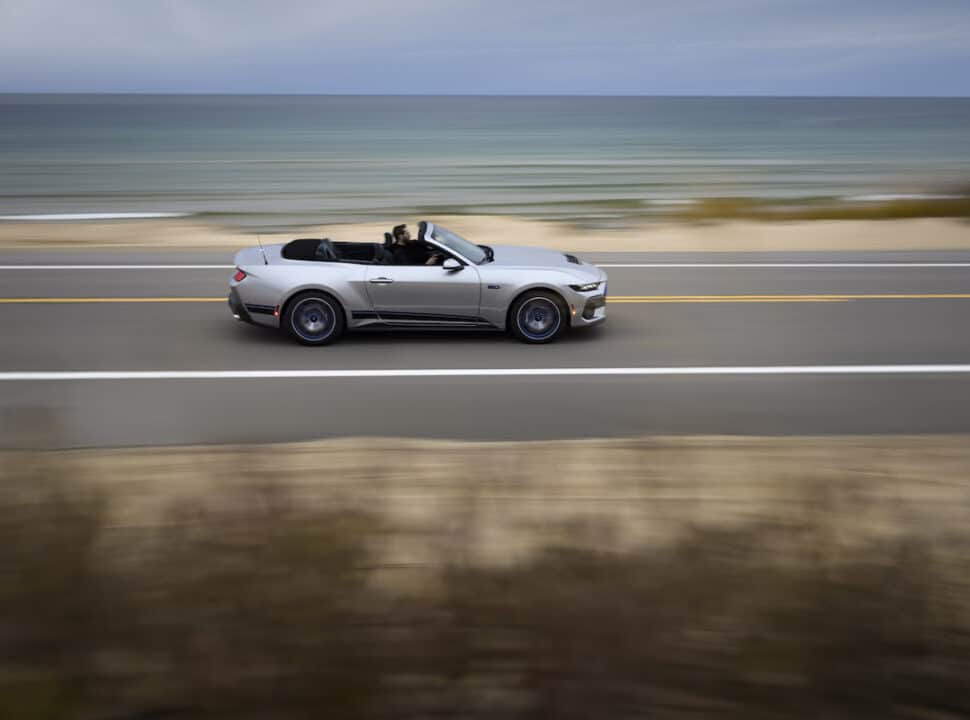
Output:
[[233, 244, 283, 268]]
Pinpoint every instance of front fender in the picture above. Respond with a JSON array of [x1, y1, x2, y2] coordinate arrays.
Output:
[[477, 269, 579, 330]]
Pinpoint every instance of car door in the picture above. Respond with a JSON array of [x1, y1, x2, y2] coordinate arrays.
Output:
[[364, 262, 482, 324]]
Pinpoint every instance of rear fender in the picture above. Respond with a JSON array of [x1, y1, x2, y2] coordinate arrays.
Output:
[[279, 285, 350, 319]]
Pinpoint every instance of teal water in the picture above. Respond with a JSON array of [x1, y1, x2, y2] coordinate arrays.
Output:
[[1, 95, 969, 228]]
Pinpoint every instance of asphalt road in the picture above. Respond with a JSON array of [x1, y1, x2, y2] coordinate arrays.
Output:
[[2, 248, 969, 448]]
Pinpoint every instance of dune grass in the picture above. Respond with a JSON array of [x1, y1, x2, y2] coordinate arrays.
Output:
[[417, 195, 970, 225], [671, 195, 970, 223]]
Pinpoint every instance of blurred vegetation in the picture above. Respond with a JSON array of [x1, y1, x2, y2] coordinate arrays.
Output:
[[418, 194, 970, 226], [671, 195, 970, 223], [2, 449, 970, 719]]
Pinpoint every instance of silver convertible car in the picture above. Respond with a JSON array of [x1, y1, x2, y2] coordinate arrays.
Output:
[[228, 221, 607, 345]]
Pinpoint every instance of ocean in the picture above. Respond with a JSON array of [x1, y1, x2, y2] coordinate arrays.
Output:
[[1, 94, 969, 228]]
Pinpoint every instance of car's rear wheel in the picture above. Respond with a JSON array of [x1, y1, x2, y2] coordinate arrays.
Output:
[[509, 290, 567, 344], [283, 291, 345, 346]]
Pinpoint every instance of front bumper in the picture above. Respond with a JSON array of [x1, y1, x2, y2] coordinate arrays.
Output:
[[567, 293, 607, 328]]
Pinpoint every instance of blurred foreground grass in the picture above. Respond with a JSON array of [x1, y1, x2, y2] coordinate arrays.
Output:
[[2, 436, 970, 719]]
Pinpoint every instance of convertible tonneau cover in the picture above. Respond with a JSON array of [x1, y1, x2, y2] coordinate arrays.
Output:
[[280, 237, 392, 265], [281, 237, 331, 261]]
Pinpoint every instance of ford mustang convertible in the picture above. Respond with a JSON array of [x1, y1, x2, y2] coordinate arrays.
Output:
[[228, 221, 607, 345]]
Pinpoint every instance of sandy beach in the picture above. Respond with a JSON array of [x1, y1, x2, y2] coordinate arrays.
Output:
[[1, 215, 969, 253]]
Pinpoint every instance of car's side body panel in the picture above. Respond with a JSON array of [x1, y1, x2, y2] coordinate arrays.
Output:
[[363, 264, 484, 324]]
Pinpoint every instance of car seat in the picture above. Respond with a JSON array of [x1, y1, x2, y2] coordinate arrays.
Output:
[[373, 244, 394, 265], [313, 239, 338, 261]]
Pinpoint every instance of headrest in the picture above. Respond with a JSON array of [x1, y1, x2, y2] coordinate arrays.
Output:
[[417, 221, 428, 243], [384, 232, 393, 247]]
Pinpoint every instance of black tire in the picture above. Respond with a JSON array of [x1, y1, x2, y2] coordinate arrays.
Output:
[[509, 290, 567, 344], [282, 291, 345, 346]]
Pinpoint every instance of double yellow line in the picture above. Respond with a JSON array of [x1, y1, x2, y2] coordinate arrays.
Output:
[[610, 294, 970, 303], [3, 294, 970, 305], [0, 297, 223, 304]]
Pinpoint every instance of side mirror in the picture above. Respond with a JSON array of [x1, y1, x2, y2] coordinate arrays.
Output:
[[442, 258, 463, 271]]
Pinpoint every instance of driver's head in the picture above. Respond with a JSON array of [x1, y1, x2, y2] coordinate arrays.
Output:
[[392, 224, 412, 244]]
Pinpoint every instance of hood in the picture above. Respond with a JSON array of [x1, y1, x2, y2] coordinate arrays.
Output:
[[488, 245, 584, 269]]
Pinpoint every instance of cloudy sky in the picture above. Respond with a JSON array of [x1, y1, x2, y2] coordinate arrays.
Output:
[[1, 0, 968, 95]]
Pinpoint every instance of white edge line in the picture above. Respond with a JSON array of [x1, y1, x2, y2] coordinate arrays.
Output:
[[598, 263, 970, 268], [2, 365, 970, 381], [0, 265, 234, 270], [1, 263, 970, 270], [0, 213, 192, 221]]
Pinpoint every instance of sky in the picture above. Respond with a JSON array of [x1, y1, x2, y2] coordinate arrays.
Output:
[[1, 0, 969, 95]]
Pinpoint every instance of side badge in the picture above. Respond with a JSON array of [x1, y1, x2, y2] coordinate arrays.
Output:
[[487, 284, 501, 290]]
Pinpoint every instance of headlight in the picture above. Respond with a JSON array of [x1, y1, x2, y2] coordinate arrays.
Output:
[[569, 281, 601, 292]]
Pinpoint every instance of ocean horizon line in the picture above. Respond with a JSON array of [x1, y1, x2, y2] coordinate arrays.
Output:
[[3, 92, 970, 100]]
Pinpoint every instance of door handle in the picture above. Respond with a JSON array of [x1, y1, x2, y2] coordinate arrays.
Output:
[[369, 277, 394, 285]]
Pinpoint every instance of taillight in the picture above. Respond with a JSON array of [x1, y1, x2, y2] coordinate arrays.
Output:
[[233, 268, 247, 282]]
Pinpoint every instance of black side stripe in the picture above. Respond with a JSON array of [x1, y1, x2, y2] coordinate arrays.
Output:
[[245, 304, 276, 315], [352, 310, 487, 323]]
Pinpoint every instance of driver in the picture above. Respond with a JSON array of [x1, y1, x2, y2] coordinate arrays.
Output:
[[391, 224, 442, 266]]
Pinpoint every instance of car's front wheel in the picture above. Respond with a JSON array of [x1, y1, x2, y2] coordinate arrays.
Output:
[[283, 291, 345, 346], [509, 290, 567, 344]]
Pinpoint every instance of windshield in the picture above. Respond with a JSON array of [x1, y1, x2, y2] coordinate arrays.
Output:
[[430, 225, 487, 265]]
